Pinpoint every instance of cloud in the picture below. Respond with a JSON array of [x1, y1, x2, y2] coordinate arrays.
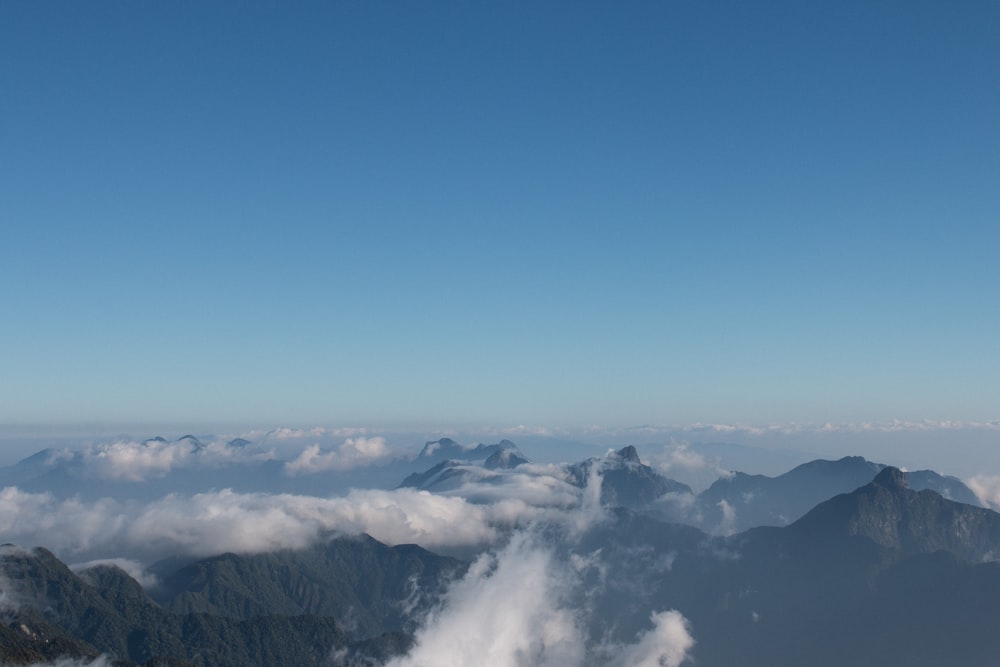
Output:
[[261, 426, 369, 441], [424, 463, 584, 508], [33, 437, 276, 482], [966, 475, 1000, 510], [18, 658, 114, 667], [609, 610, 694, 667], [0, 455, 620, 564], [0, 486, 542, 563], [385, 473, 694, 667], [71, 558, 159, 589], [716, 499, 737, 536], [384, 531, 586, 667], [284, 437, 391, 475], [84, 438, 197, 480], [648, 441, 733, 484]]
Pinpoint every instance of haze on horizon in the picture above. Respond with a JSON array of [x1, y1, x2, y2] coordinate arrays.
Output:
[[2, 1, 997, 464]]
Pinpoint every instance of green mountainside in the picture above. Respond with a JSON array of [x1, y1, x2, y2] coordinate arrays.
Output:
[[0, 536, 462, 667]]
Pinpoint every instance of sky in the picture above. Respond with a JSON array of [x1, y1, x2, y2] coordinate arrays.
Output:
[[2, 1, 998, 435]]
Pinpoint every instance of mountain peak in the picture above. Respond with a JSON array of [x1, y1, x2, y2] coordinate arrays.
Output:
[[418, 438, 460, 458], [873, 466, 908, 489], [615, 446, 641, 463], [484, 448, 528, 470]]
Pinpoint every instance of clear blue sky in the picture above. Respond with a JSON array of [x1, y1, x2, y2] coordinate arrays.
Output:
[[2, 1, 997, 429]]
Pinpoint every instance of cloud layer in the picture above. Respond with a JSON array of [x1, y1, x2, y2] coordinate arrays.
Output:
[[385, 478, 694, 667], [283, 437, 392, 475], [0, 485, 543, 564]]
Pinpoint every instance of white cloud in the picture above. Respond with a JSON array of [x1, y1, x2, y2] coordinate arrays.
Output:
[[0, 486, 541, 563], [385, 531, 586, 667], [428, 463, 584, 508], [967, 475, 1000, 510], [283, 437, 391, 475], [385, 472, 693, 667], [610, 610, 694, 667], [32, 437, 277, 482], [716, 499, 737, 536]]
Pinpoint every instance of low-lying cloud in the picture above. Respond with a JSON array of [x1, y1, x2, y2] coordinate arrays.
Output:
[[0, 485, 542, 565], [30, 437, 276, 482], [284, 437, 391, 475]]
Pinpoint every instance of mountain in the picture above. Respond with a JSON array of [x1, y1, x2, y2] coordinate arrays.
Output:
[[0, 436, 448, 502], [7, 468, 1000, 667], [788, 466, 1000, 560], [399, 440, 530, 491], [398, 444, 693, 508], [904, 468, 981, 505], [484, 447, 529, 469], [565, 445, 693, 508], [578, 467, 1000, 667], [416, 438, 522, 463], [686, 455, 982, 534], [152, 534, 465, 637], [0, 537, 462, 667]]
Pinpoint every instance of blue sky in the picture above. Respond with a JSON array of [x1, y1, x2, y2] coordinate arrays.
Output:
[[2, 1, 998, 430]]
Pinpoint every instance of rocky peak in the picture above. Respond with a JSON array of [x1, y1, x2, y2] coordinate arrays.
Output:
[[615, 446, 641, 464], [873, 466, 908, 490]]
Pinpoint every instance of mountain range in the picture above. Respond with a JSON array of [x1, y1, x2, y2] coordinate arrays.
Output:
[[2, 437, 998, 665]]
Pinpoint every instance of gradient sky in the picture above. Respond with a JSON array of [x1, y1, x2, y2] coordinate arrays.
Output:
[[2, 1, 998, 430]]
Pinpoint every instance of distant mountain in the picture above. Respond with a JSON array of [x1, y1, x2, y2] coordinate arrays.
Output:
[[685, 455, 982, 534], [399, 440, 530, 492], [904, 468, 981, 505], [565, 445, 693, 509], [0, 435, 443, 501], [484, 447, 529, 470], [399, 444, 693, 509], [416, 438, 521, 463]]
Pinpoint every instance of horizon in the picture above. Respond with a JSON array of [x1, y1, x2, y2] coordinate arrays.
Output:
[[3, 417, 1000, 482]]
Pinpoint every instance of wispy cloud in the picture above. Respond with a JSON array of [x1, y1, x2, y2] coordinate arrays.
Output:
[[71, 558, 160, 589]]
